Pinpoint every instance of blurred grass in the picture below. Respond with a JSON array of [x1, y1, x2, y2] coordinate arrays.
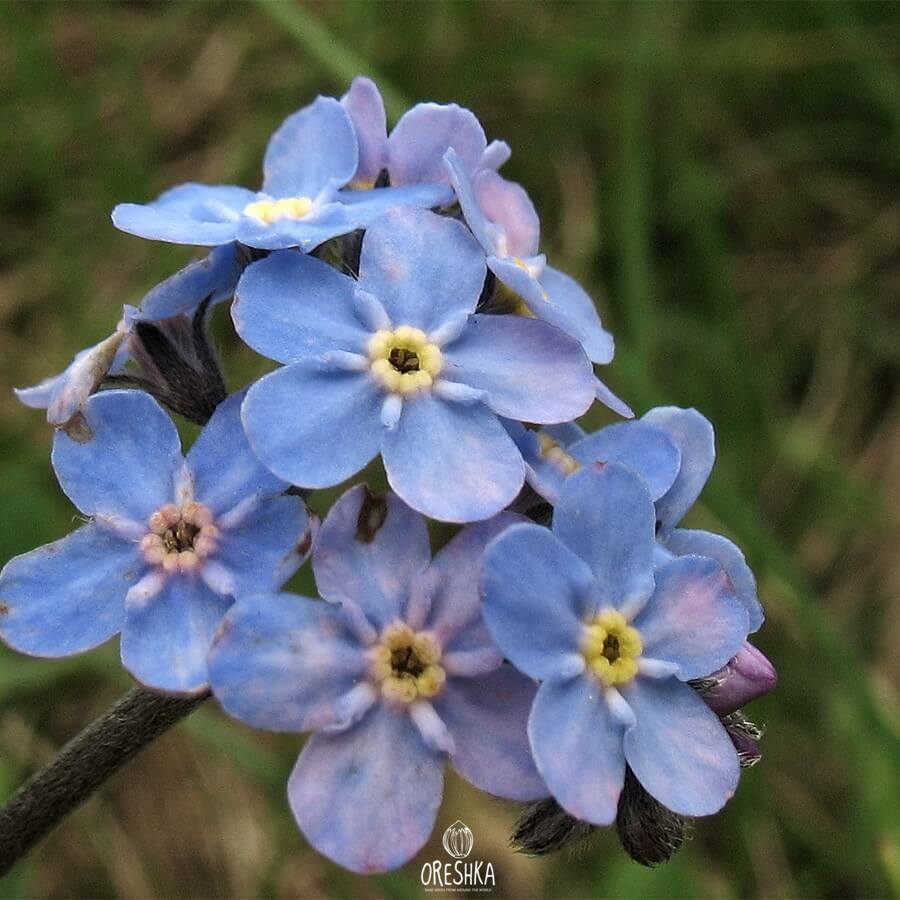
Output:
[[1, 1, 899, 897]]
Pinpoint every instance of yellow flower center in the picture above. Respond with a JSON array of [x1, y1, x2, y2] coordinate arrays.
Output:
[[243, 196, 313, 224], [537, 432, 581, 476], [368, 326, 442, 395], [140, 501, 219, 574], [369, 622, 446, 704], [581, 610, 643, 687]]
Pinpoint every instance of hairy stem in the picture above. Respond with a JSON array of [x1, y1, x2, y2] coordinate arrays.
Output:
[[0, 686, 209, 876]]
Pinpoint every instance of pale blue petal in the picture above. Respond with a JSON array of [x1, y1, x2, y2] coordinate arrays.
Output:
[[417, 512, 524, 652], [341, 76, 387, 185], [488, 256, 548, 311], [0, 525, 138, 657], [288, 704, 443, 873], [569, 421, 681, 501], [232, 250, 366, 365], [538, 266, 615, 364], [436, 665, 547, 801], [138, 243, 245, 320], [442, 315, 594, 423], [14, 372, 64, 409], [241, 362, 382, 489], [595, 376, 634, 418], [188, 391, 288, 516], [473, 169, 539, 258], [381, 394, 523, 522], [664, 528, 764, 632], [112, 183, 254, 246], [215, 496, 308, 595], [502, 420, 567, 503], [358, 207, 484, 332], [388, 102, 486, 186], [312, 484, 430, 626], [482, 523, 595, 680], [553, 464, 656, 611], [528, 675, 626, 825], [121, 575, 233, 694], [235, 202, 358, 252], [262, 96, 357, 197], [445, 148, 504, 256], [642, 407, 715, 535], [51, 390, 181, 522], [208, 592, 367, 732], [544, 421, 586, 446], [337, 183, 453, 227], [632, 556, 749, 679], [621, 676, 739, 816]]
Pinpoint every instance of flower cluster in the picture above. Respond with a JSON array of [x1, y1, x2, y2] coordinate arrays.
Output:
[[1, 78, 775, 874]]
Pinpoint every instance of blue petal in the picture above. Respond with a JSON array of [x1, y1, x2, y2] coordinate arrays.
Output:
[[442, 314, 595, 423], [445, 148, 504, 256], [435, 665, 547, 801], [482, 523, 595, 680], [188, 391, 288, 516], [337, 183, 453, 227], [138, 243, 245, 320], [262, 96, 358, 198], [235, 202, 358, 252], [418, 512, 525, 652], [214, 495, 308, 595], [642, 407, 715, 536], [553, 464, 656, 612], [633, 556, 749, 679], [0, 524, 138, 657], [121, 575, 232, 694], [569, 421, 681, 501], [594, 375, 634, 419], [51, 390, 181, 522], [15, 370, 69, 409], [544, 421, 587, 446], [358, 207, 484, 332], [312, 484, 430, 627], [233, 251, 367, 365], [488, 255, 548, 311], [381, 393, 523, 522], [208, 592, 367, 732], [112, 183, 253, 246], [528, 675, 626, 825], [621, 676, 739, 816], [341, 76, 387, 185], [473, 169, 540, 258], [502, 420, 568, 503], [538, 266, 615, 365], [241, 362, 382, 489], [664, 528, 763, 632], [288, 703, 444, 873], [387, 102, 486, 186]]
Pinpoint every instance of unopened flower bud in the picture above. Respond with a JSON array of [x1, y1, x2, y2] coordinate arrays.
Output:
[[698, 641, 777, 715]]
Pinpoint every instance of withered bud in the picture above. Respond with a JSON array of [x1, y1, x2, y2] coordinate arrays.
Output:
[[510, 798, 594, 856]]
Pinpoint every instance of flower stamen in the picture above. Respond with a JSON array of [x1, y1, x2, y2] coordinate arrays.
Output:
[[368, 326, 442, 395], [537, 433, 580, 476], [581, 609, 643, 687], [243, 196, 313, 224], [141, 501, 219, 574], [370, 622, 446, 704]]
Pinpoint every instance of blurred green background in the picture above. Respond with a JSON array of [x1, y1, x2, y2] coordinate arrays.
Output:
[[1, 1, 899, 897]]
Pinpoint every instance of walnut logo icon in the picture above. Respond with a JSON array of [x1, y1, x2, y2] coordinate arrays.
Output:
[[442, 820, 474, 859]]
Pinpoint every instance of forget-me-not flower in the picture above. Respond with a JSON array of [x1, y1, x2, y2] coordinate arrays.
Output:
[[0, 390, 307, 694], [112, 96, 447, 253], [235, 206, 596, 522], [482, 463, 749, 825], [445, 149, 630, 417], [507, 407, 764, 631], [340, 76, 509, 191], [208, 485, 546, 873]]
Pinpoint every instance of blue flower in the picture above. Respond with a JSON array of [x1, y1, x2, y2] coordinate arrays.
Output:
[[0, 390, 308, 694], [16, 243, 245, 429], [235, 206, 596, 522], [482, 463, 749, 825], [208, 485, 546, 873], [341, 76, 509, 190], [506, 407, 764, 631], [445, 149, 631, 418], [112, 95, 449, 253]]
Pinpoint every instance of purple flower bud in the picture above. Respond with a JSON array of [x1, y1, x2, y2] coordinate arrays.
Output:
[[701, 642, 777, 715]]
